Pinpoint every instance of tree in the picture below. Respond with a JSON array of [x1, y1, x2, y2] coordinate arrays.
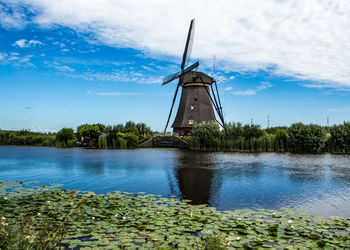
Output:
[[223, 122, 243, 139], [189, 122, 222, 150], [78, 124, 102, 148], [288, 123, 327, 153], [329, 122, 350, 153], [136, 122, 152, 138], [124, 121, 138, 133], [243, 124, 263, 139], [274, 129, 288, 152], [56, 128, 75, 147]]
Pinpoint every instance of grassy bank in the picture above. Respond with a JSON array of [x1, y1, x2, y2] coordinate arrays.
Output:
[[1, 181, 349, 249], [188, 121, 350, 154], [2, 120, 350, 154]]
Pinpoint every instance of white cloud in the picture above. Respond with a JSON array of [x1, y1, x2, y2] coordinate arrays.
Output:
[[4, 0, 350, 88], [67, 70, 162, 84], [0, 2, 27, 28], [0, 52, 33, 66], [30, 127, 57, 133], [224, 86, 232, 91], [29, 40, 42, 46], [231, 81, 273, 95], [232, 89, 257, 96], [13, 39, 42, 47], [0, 52, 5, 61], [55, 65, 75, 72], [13, 39, 27, 47]]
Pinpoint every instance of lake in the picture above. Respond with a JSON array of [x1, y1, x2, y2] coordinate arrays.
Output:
[[1, 146, 350, 218]]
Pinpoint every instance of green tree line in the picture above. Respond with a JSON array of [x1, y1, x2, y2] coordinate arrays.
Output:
[[0, 121, 153, 149], [2, 121, 350, 153], [189, 121, 350, 154]]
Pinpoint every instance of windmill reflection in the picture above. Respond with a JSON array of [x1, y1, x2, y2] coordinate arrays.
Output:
[[173, 150, 222, 205]]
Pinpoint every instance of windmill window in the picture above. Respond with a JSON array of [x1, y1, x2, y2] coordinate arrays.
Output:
[[194, 98, 198, 101], [190, 105, 194, 110], [189, 120, 194, 125]]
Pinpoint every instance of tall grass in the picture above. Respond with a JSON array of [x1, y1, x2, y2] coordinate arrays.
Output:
[[188, 121, 350, 154]]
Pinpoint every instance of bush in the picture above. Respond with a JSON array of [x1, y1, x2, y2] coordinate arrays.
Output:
[[243, 124, 264, 139], [78, 125, 102, 148], [189, 122, 222, 150], [223, 122, 243, 139], [328, 122, 350, 153], [288, 123, 327, 153], [56, 128, 75, 147], [274, 129, 288, 152]]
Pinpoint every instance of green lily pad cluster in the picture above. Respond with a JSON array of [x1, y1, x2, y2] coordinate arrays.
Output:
[[1, 181, 350, 249]]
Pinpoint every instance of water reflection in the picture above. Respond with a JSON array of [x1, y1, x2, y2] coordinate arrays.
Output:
[[1, 146, 350, 217], [174, 151, 222, 205]]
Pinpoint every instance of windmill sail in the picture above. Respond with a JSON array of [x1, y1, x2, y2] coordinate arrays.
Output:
[[181, 19, 195, 71], [162, 19, 224, 136]]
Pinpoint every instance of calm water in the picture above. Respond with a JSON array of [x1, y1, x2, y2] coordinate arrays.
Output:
[[1, 146, 350, 217]]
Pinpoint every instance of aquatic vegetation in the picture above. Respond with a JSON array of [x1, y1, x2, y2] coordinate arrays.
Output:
[[1, 181, 349, 249]]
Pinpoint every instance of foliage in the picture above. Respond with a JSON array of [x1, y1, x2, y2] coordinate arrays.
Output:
[[243, 124, 264, 139], [55, 128, 76, 147], [0, 130, 56, 147], [78, 124, 102, 148], [188, 121, 347, 154], [288, 123, 327, 153], [1, 180, 350, 249], [189, 122, 222, 150], [328, 122, 350, 153], [274, 129, 288, 152], [201, 235, 226, 250], [223, 122, 243, 139]]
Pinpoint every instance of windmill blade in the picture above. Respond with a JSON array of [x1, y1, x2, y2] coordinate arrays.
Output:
[[180, 19, 195, 72], [163, 78, 182, 135], [180, 61, 199, 76], [162, 72, 179, 86]]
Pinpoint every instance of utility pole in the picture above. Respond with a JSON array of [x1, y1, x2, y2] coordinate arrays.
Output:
[[250, 118, 253, 126], [327, 117, 330, 133], [267, 115, 270, 129]]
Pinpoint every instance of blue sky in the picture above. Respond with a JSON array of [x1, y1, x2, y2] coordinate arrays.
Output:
[[1, 0, 350, 132]]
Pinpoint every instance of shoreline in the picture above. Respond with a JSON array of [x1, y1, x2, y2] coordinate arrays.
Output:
[[2, 144, 350, 155]]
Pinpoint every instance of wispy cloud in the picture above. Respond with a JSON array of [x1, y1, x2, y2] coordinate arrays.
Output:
[[44, 61, 75, 72], [87, 91, 143, 96], [66, 70, 162, 84], [0, 52, 33, 66], [2, 0, 350, 89], [231, 81, 273, 95], [232, 89, 257, 96], [13, 39, 42, 48], [30, 127, 57, 133]]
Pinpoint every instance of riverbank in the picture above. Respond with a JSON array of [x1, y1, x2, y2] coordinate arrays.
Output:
[[1, 181, 349, 248], [2, 120, 350, 153]]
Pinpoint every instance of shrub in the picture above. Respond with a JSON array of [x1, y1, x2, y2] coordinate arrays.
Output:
[[274, 129, 288, 152], [189, 122, 222, 150], [223, 122, 243, 139], [56, 128, 75, 147], [243, 124, 263, 139], [288, 123, 327, 153], [329, 122, 350, 153]]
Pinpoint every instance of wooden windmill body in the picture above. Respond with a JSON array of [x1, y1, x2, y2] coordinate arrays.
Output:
[[162, 19, 224, 136], [172, 72, 217, 136]]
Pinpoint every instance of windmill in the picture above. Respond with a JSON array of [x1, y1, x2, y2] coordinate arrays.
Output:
[[162, 19, 225, 136]]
